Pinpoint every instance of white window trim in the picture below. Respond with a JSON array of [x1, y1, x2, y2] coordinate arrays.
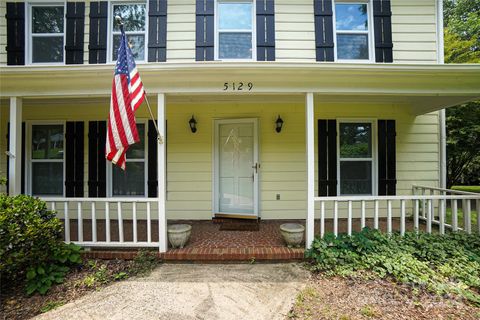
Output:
[[26, 1, 67, 65], [336, 119, 377, 196], [107, 1, 149, 64], [214, 0, 257, 61], [106, 120, 148, 197], [26, 121, 66, 197], [333, 0, 375, 63]]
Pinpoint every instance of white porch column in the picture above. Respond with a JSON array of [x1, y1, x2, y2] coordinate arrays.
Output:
[[305, 92, 315, 249], [157, 93, 168, 252], [8, 97, 22, 195]]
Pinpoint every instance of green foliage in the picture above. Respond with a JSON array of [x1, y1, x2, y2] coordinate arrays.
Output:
[[40, 300, 65, 313], [306, 228, 480, 305], [451, 186, 480, 193], [82, 264, 109, 288]]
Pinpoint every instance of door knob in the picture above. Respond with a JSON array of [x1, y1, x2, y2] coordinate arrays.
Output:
[[252, 163, 259, 173]]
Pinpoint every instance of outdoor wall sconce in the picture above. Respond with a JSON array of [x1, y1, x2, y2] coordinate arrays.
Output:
[[189, 115, 197, 133], [275, 115, 284, 133]]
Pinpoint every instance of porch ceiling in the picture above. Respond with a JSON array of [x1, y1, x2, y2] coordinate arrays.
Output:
[[1, 62, 479, 115]]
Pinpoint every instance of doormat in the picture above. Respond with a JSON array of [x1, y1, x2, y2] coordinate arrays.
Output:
[[219, 221, 260, 231]]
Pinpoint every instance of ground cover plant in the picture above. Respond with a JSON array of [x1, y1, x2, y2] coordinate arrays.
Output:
[[305, 228, 480, 306]]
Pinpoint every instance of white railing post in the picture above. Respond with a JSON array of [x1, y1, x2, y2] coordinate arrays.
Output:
[[361, 200, 366, 230], [374, 200, 379, 230], [427, 199, 432, 233], [387, 200, 392, 234], [465, 200, 472, 234], [147, 202, 152, 243], [133, 202, 137, 243], [414, 199, 419, 232], [106, 202, 111, 243], [400, 200, 405, 236], [347, 200, 352, 236], [118, 202, 124, 242], [320, 201, 325, 238], [477, 199, 480, 234], [64, 202, 70, 242], [305, 92, 315, 248], [452, 199, 458, 232], [334, 201, 338, 236], [77, 202, 83, 242], [439, 199, 445, 235], [158, 93, 168, 252], [91, 202, 97, 243], [8, 97, 22, 195]]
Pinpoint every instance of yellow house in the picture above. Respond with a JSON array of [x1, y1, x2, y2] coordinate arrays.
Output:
[[1, 0, 480, 256]]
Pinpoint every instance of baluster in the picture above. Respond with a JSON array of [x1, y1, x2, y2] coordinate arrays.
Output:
[[361, 200, 366, 230], [422, 189, 426, 218], [452, 199, 458, 232], [414, 199, 419, 233], [348, 201, 352, 236], [77, 202, 83, 242], [118, 202, 124, 242], [106, 202, 111, 243], [427, 199, 432, 233], [439, 199, 445, 235], [333, 201, 338, 237], [51, 202, 56, 213], [147, 202, 152, 243], [387, 200, 392, 234], [320, 201, 325, 238], [477, 199, 480, 234], [64, 202, 70, 243], [133, 202, 137, 243], [400, 200, 405, 236], [91, 202, 97, 243], [374, 200, 379, 230], [465, 200, 472, 234]]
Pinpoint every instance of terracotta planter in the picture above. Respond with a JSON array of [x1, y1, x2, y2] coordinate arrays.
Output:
[[279, 223, 305, 248], [167, 224, 192, 248]]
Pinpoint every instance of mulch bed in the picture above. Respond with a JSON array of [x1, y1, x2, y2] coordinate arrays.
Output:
[[0, 259, 133, 320], [289, 274, 480, 320]]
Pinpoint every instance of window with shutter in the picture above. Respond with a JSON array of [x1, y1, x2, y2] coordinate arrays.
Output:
[[6, 2, 25, 65]]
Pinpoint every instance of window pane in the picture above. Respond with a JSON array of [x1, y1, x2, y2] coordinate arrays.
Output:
[[112, 4, 146, 32], [337, 34, 369, 60], [126, 124, 145, 159], [335, 4, 368, 31], [32, 162, 63, 195], [112, 34, 145, 61], [340, 123, 372, 158], [112, 162, 145, 196], [32, 36, 64, 63], [218, 3, 253, 30], [219, 33, 252, 59], [32, 6, 64, 33], [340, 161, 372, 195], [32, 125, 64, 160]]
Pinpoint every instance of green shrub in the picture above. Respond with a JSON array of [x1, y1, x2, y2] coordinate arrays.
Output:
[[306, 228, 480, 305], [0, 194, 82, 294]]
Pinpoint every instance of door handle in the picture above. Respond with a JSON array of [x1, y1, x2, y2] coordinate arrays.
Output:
[[252, 163, 259, 173]]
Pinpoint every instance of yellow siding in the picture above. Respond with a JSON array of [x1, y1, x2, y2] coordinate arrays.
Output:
[[391, 0, 439, 64], [0, 1, 7, 65], [275, 0, 316, 62], [166, 0, 196, 62], [0, 99, 440, 220]]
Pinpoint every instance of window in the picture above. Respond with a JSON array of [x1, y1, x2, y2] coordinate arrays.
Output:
[[29, 4, 65, 63], [216, 1, 255, 60], [110, 2, 147, 62], [338, 122, 374, 195], [110, 123, 147, 196], [334, 1, 372, 61], [30, 124, 65, 196]]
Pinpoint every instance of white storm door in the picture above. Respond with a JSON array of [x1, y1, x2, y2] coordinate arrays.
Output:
[[214, 119, 259, 216]]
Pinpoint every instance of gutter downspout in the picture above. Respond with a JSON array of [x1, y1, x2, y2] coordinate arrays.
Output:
[[437, 0, 447, 188]]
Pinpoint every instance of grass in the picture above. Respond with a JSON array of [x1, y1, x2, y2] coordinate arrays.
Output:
[[40, 301, 65, 313], [445, 208, 478, 230], [452, 186, 480, 193]]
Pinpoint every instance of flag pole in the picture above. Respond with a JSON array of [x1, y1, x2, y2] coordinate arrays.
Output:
[[115, 16, 163, 144]]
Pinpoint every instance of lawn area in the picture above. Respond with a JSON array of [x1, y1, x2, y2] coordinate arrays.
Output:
[[452, 186, 480, 193], [446, 208, 478, 230], [289, 229, 480, 320]]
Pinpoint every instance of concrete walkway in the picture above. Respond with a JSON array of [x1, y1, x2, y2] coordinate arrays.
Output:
[[35, 263, 309, 320]]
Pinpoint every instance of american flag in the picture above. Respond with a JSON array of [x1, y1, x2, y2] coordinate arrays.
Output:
[[106, 27, 146, 170]]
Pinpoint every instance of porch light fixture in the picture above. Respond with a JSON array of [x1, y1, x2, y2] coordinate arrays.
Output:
[[189, 115, 197, 133], [275, 115, 284, 133]]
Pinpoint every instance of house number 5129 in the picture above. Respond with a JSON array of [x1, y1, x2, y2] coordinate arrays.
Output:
[[223, 82, 253, 91]]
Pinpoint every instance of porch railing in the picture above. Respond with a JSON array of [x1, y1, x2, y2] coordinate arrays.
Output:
[[44, 197, 163, 249], [314, 190, 480, 238]]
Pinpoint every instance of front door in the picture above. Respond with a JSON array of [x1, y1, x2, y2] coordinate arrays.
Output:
[[214, 119, 259, 217]]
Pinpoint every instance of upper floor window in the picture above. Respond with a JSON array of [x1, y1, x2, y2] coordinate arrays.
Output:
[[28, 4, 65, 64], [334, 1, 372, 61], [110, 2, 147, 62], [216, 0, 255, 60]]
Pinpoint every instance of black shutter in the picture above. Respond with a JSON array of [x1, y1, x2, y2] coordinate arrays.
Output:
[[148, 0, 167, 62], [6, 122, 25, 195], [314, 0, 334, 62], [318, 119, 337, 196], [88, 121, 106, 197], [195, 0, 214, 61], [65, 2, 85, 64], [5, 2, 25, 65], [88, 1, 108, 64], [378, 120, 396, 195], [256, 0, 275, 61], [147, 120, 158, 197], [65, 122, 84, 197], [373, 0, 393, 63]]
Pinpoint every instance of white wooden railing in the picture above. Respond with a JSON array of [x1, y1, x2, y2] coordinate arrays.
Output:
[[44, 197, 165, 249], [315, 191, 480, 238]]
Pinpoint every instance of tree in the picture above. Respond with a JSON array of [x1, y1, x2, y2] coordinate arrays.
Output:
[[443, 0, 480, 187]]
